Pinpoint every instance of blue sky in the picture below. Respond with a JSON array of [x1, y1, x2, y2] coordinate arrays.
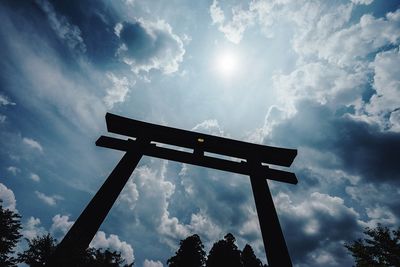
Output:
[[0, 0, 400, 266]]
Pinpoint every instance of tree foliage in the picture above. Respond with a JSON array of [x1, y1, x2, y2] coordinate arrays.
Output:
[[345, 224, 400, 267], [18, 233, 56, 267], [167, 234, 206, 267], [241, 244, 264, 267], [86, 248, 133, 267], [17, 233, 133, 267], [0, 201, 22, 267], [206, 233, 242, 267]]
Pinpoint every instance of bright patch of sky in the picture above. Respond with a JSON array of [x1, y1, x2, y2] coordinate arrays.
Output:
[[0, 0, 399, 266]]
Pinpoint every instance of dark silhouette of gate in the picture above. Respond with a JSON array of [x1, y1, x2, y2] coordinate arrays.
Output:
[[48, 113, 298, 267]]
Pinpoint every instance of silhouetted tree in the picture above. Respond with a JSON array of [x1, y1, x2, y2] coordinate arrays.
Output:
[[0, 201, 22, 267], [167, 234, 206, 267], [345, 224, 400, 266], [18, 233, 133, 266], [86, 248, 133, 267], [241, 244, 265, 267], [206, 233, 242, 267], [18, 233, 56, 267]]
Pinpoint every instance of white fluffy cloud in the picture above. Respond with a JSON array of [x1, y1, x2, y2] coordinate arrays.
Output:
[[351, 0, 374, 5], [0, 183, 17, 211], [143, 259, 163, 267], [90, 231, 134, 265], [30, 173, 41, 182], [103, 73, 132, 109], [50, 214, 74, 240], [23, 137, 44, 153], [22, 216, 46, 240], [35, 191, 63, 206], [119, 178, 140, 210], [210, 0, 254, 44], [366, 47, 400, 129]]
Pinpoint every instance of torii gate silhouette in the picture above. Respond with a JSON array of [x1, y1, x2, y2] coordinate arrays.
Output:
[[47, 113, 297, 267]]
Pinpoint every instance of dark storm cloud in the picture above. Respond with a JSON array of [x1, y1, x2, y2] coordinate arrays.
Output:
[[267, 100, 400, 183], [276, 192, 360, 266], [47, 0, 121, 66], [116, 20, 185, 73], [118, 22, 156, 62]]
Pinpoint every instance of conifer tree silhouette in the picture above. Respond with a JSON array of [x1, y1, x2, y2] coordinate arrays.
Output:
[[0, 201, 22, 267], [167, 234, 206, 267], [242, 244, 266, 267], [206, 233, 242, 267], [18, 233, 133, 266]]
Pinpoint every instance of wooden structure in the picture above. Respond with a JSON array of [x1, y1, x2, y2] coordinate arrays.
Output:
[[48, 113, 297, 267]]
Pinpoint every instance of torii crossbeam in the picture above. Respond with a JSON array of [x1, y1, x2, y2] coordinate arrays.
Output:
[[48, 113, 298, 267]]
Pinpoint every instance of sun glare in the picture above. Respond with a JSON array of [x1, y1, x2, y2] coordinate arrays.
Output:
[[215, 50, 239, 77]]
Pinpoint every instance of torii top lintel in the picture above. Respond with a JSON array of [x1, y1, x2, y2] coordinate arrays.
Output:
[[105, 112, 297, 166], [97, 113, 298, 184]]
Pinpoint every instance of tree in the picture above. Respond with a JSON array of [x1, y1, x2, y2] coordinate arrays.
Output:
[[345, 224, 400, 267], [0, 201, 22, 267], [206, 233, 242, 267], [167, 234, 206, 267], [241, 244, 265, 267], [86, 248, 133, 267], [18, 233, 57, 267], [18, 233, 133, 267]]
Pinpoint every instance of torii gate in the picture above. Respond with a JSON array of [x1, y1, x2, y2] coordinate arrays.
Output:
[[47, 113, 297, 267]]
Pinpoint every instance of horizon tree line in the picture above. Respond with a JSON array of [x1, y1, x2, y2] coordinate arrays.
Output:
[[1, 200, 400, 266]]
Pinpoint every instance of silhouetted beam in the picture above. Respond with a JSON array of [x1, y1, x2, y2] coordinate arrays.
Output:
[[96, 136, 298, 185], [249, 160, 293, 267], [47, 139, 147, 266], [105, 113, 297, 167]]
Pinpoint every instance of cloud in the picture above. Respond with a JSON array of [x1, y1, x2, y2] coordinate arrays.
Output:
[[30, 173, 40, 182], [0, 5, 107, 133], [116, 19, 185, 74], [0, 183, 17, 211], [351, 0, 374, 5], [365, 47, 400, 129], [90, 231, 134, 265], [22, 216, 46, 240], [35, 191, 63, 206], [191, 119, 225, 136], [0, 114, 5, 123], [365, 205, 398, 227], [119, 178, 139, 210], [50, 214, 74, 240], [35, 0, 86, 53], [7, 166, 20, 176], [143, 259, 163, 267], [103, 73, 132, 109], [209, 0, 254, 44], [188, 212, 222, 242], [267, 101, 400, 183], [275, 192, 361, 266], [300, 9, 400, 67], [0, 94, 16, 106], [22, 137, 44, 153]]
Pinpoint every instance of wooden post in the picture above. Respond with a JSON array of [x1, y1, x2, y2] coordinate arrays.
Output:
[[47, 139, 146, 266], [249, 161, 292, 267]]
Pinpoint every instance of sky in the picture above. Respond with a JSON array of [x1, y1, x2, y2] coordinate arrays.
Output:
[[0, 0, 399, 266]]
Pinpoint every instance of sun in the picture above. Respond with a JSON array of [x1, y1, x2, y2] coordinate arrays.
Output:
[[214, 50, 239, 77]]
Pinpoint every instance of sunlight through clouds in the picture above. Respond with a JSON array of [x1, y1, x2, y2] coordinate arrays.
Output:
[[1, 1, 399, 266]]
